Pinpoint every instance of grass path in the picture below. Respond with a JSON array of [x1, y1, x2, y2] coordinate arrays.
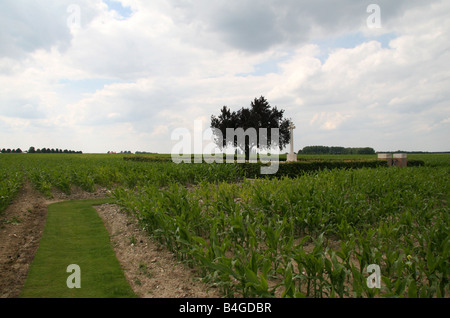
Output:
[[20, 199, 137, 298]]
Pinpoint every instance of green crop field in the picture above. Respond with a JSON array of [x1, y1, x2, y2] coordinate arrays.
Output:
[[0, 152, 448, 298]]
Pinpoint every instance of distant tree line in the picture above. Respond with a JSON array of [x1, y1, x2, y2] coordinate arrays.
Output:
[[108, 151, 134, 154], [377, 150, 450, 154], [1, 148, 23, 153], [27, 147, 82, 154], [108, 151, 159, 154], [298, 146, 376, 155], [135, 151, 158, 155], [0, 146, 83, 154]]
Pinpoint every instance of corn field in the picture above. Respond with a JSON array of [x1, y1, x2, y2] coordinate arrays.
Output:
[[113, 166, 449, 298], [0, 166, 23, 212], [0, 153, 448, 298]]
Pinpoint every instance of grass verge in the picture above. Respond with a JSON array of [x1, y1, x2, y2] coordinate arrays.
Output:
[[20, 199, 137, 298]]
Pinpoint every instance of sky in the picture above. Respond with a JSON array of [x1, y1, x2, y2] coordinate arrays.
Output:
[[0, 0, 449, 154]]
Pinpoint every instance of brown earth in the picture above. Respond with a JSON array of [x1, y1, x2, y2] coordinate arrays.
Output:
[[95, 203, 221, 298], [0, 182, 50, 298], [0, 182, 221, 298]]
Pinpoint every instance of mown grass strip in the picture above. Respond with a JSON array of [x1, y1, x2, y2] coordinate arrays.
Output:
[[20, 199, 137, 298]]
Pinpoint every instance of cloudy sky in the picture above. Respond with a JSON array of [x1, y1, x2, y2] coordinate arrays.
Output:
[[0, 0, 449, 153]]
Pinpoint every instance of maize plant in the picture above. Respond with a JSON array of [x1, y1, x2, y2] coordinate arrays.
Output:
[[0, 170, 24, 213], [112, 161, 448, 298], [0, 153, 448, 297]]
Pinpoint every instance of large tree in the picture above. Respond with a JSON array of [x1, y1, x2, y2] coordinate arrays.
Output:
[[210, 96, 291, 160]]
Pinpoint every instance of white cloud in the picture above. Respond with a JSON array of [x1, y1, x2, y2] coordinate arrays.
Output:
[[310, 112, 351, 131], [0, 0, 448, 153]]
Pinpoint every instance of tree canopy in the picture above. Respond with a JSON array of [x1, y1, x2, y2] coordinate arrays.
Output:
[[299, 146, 376, 155], [210, 96, 291, 160]]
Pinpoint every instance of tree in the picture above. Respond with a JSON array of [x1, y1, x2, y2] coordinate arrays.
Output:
[[210, 96, 291, 160], [28, 146, 36, 153], [357, 147, 375, 154], [299, 145, 376, 155]]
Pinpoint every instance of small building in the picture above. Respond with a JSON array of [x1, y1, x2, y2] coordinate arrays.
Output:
[[378, 153, 407, 167], [393, 153, 408, 168], [377, 153, 393, 166]]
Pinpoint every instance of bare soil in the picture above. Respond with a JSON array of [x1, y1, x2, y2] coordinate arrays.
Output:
[[0, 183, 221, 298], [0, 182, 49, 298], [95, 203, 221, 298]]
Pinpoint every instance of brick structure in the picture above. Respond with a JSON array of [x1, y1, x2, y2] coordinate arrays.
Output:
[[378, 153, 408, 167], [393, 153, 408, 168], [378, 153, 393, 166]]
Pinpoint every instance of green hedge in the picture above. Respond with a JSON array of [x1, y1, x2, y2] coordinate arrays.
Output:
[[124, 155, 268, 163], [123, 155, 172, 162], [406, 159, 425, 167], [124, 156, 425, 178], [241, 160, 388, 178], [241, 159, 426, 178]]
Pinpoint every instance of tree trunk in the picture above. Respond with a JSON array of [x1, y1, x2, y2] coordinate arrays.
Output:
[[245, 143, 250, 162]]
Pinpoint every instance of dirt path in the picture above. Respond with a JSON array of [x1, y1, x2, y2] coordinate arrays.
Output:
[[0, 182, 49, 298], [96, 203, 221, 298], [0, 183, 220, 298]]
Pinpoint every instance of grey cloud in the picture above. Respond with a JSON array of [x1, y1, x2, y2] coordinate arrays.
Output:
[[168, 0, 439, 52], [0, 98, 45, 119], [0, 0, 99, 59], [78, 84, 181, 129], [213, 3, 282, 52]]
